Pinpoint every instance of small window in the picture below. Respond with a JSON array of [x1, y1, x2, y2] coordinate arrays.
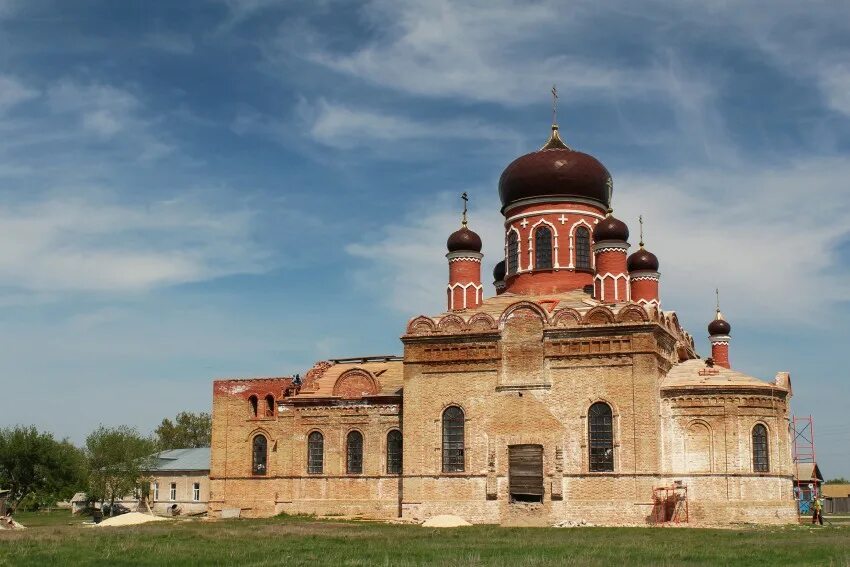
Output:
[[387, 430, 402, 475], [752, 424, 770, 472], [575, 226, 591, 269], [153, 482, 159, 501], [252, 434, 268, 475], [264, 394, 275, 417], [347, 431, 364, 474], [535, 226, 553, 269], [588, 402, 614, 472], [307, 431, 324, 474], [249, 395, 258, 417], [442, 406, 465, 472], [169, 482, 177, 501], [507, 231, 519, 275], [192, 482, 200, 502]]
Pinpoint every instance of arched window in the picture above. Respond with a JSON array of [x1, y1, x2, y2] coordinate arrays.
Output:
[[588, 402, 614, 472], [264, 395, 275, 417], [346, 431, 363, 474], [507, 231, 519, 275], [252, 434, 267, 475], [248, 395, 258, 417], [575, 226, 591, 269], [387, 430, 402, 475], [307, 431, 323, 474], [752, 424, 769, 472], [535, 226, 553, 269], [442, 406, 465, 472]]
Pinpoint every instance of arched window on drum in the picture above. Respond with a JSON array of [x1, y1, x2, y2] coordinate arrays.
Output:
[[535, 226, 553, 269]]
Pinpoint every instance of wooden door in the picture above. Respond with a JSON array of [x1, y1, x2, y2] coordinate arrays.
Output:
[[509, 444, 543, 502]]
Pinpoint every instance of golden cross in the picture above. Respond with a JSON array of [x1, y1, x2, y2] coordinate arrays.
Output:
[[461, 192, 468, 227], [551, 84, 559, 126], [715, 288, 720, 312]]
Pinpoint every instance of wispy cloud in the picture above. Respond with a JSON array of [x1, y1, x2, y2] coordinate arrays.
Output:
[[0, 74, 38, 112], [0, 195, 268, 294]]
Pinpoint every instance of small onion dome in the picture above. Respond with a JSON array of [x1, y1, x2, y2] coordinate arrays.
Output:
[[627, 247, 659, 272], [493, 259, 506, 282], [593, 214, 629, 242], [498, 126, 612, 212], [708, 311, 731, 336], [447, 226, 482, 253]]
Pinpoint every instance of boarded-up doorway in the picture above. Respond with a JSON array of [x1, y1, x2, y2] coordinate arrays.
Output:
[[509, 444, 543, 503]]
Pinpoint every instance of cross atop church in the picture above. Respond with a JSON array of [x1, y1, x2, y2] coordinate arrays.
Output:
[[461, 192, 468, 227], [639, 215, 645, 248], [715, 287, 721, 312], [551, 84, 559, 126]]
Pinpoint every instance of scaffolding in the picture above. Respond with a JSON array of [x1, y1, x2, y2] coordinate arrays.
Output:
[[652, 484, 689, 525], [791, 415, 818, 521]]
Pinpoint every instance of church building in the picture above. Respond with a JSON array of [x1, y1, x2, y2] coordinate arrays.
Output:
[[209, 117, 797, 526]]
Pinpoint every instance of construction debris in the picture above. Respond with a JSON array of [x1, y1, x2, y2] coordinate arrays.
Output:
[[553, 519, 594, 528], [421, 514, 472, 527], [97, 512, 168, 527]]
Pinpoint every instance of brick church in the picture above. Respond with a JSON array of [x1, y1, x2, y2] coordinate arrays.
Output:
[[209, 118, 797, 526]]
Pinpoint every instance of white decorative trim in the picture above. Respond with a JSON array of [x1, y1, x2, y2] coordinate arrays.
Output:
[[630, 270, 660, 281], [593, 243, 629, 254], [504, 208, 605, 226], [503, 198, 608, 216], [528, 218, 559, 270], [505, 225, 522, 275], [709, 335, 730, 345], [635, 298, 660, 308], [594, 273, 630, 302], [494, 281, 506, 291], [447, 252, 483, 264], [447, 282, 484, 310]]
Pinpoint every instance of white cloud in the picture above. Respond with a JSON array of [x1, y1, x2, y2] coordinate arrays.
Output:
[[347, 156, 850, 325], [142, 32, 195, 55], [0, 74, 38, 112], [46, 80, 140, 138], [0, 196, 269, 294]]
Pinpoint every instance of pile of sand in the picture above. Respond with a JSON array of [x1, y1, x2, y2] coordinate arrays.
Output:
[[97, 512, 168, 527], [421, 515, 472, 528]]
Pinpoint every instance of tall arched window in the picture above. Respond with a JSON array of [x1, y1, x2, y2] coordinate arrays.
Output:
[[252, 434, 267, 475], [535, 226, 553, 269], [307, 431, 323, 474], [248, 395, 258, 417], [588, 402, 614, 472], [386, 430, 402, 475], [575, 226, 591, 269], [507, 231, 519, 275], [752, 424, 769, 472], [442, 406, 465, 472], [346, 431, 363, 474], [264, 395, 275, 417]]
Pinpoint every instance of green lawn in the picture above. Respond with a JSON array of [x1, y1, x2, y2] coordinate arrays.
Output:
[[1, 512, 849, 566]]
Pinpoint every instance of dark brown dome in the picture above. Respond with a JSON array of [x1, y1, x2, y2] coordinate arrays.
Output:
[[498, 128, 611, 212], [447, 226, 482, 253], [593, 214, 629, 242], [708, 314, 731, 336], [627, 248, 659, 272], [493, 260, 506, 282]]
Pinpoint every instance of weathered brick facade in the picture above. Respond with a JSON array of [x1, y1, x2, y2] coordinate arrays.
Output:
[[208, 121, 797, 526]]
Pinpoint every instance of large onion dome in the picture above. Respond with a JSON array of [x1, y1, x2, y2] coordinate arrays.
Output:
[[447, 226, 482, 253], [708, 311, 731, 336], [593, 213, 629, 242], [498, 126, 612, 212], [627, 248, 659, 272], [493, 259, 506, 282]]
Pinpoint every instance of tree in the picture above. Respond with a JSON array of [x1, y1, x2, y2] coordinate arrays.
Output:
[[155, 412, 211, 450], [825, 477, 850, 484], [85, 425, 155, 510], [0, 426, 87, 512]]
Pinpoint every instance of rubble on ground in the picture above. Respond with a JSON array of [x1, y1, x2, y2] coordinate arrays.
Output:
[[97, 512, 168, 527], [553, 519, 594, 528], [421, 514, 472, 527]]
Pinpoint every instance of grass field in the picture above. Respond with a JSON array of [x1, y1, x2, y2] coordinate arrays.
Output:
[[2, 512, 849, 566]]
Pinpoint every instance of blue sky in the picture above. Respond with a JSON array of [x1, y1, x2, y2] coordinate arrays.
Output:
[[1, 0, 848, 476]]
